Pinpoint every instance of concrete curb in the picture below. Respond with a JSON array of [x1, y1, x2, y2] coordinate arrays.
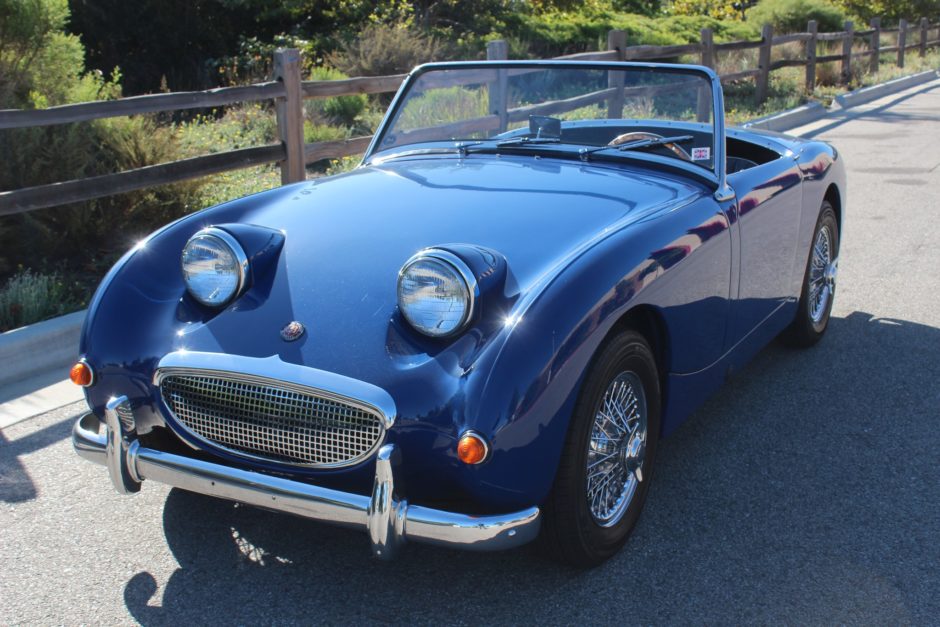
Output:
[[832, 70, 938, 109], [741, 102, 827, 132], [742, 69, 939, 133], [0, 309, 85, 388]]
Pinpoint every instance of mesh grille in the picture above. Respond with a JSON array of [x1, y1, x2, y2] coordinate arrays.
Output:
[[160, 373, 384, 467]]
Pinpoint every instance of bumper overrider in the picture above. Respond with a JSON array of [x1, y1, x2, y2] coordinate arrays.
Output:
[[73, 396, 540, 559]]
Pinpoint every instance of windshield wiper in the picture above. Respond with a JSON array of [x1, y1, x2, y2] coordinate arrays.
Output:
[[495, 135, 561, 147], [579, 135, 695, 161]]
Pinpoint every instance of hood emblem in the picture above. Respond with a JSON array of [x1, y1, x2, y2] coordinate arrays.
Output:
[[280, 321, 306, 342]]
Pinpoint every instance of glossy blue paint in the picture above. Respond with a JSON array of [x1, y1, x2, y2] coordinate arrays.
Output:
[[78, 65, 845, 514]]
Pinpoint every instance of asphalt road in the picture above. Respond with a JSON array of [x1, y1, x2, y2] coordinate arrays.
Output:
[[3, 83, 940, 625]]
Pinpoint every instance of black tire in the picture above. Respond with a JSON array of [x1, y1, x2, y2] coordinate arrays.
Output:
[[541, 329, 661, 567], [783, 201, 839, 347]]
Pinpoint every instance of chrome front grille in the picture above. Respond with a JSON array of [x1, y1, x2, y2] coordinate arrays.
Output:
[[159, 373, 385, 467]]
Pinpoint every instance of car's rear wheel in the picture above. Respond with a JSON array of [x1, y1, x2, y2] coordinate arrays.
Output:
[[541, 329, 660, 567], [784, 201, 839, 347]]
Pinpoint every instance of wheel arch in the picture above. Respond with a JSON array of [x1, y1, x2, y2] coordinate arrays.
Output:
[[605, 304, 670, 434], [824, 183, 842, 233]]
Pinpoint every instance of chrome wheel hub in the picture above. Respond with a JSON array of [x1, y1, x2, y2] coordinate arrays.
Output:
[[809, 225, 836, 323], [586, 371, 648, 527]]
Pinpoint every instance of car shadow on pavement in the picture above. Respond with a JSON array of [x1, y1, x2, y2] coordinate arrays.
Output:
[[123, 310, 939, 624], [0, 415, 73, 502]]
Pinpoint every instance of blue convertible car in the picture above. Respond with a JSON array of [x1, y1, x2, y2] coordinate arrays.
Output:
[[72, 61, 844, 566]]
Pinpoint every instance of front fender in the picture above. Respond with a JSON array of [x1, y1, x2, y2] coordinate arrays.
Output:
[[459, 192, 732, 507]]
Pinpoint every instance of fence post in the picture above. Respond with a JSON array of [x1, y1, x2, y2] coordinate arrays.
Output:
[[920, 17, 929, 56], [607, 30, 627, 119], [870, 18, 881, 74], [697, 28, 714, 122], [806, 20, 817, 92], [898, 19, 907, 67], [273, 48, 305, 185], [841, 21, 854, 84], [486, 40, 509, 133], [700, 27, 715, 68], [756, 24, 773, 105]]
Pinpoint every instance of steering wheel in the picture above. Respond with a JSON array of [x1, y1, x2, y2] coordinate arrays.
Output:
[[607, 131, 692, 162]]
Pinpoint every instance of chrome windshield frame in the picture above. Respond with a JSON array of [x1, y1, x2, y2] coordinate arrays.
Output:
[[363, 60, 728, 195]]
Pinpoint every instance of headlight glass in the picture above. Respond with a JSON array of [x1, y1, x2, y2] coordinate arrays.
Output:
[[398, 252, 474, 337], [181, 228, 247, 307]]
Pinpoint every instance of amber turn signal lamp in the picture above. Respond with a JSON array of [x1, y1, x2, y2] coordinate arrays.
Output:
[[457, 431, 489, 465], [69, 360, 94, 387]]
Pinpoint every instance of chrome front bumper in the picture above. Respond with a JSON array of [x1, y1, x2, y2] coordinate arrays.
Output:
[[73, 396, 540, 559]]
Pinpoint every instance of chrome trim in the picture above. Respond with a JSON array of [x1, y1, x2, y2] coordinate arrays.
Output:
[[154, 351, 396, 469], [154, 351, 396, 429], [104, 396, 141, 494], [368, 444, 407, 560], [714, 184, 736, 203], [809, 226, 835, 323], [75, 358, 95, 387], [710, 68, 730, 204], [182, 227, 249, 307], [586, 371, 647, 527], [397, 248, 480, 339], [459, 429, 491, 464], [72, 411, 540, 558]]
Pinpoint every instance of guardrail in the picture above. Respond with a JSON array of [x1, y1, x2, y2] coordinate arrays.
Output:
[[1, 16, 938, 216]]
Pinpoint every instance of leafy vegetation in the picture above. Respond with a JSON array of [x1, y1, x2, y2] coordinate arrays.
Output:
[[0, 269, 83, 332], [746, 0, 848, 34], [1, 0, 938, 330]]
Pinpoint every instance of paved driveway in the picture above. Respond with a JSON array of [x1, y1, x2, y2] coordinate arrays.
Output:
[[2, 82, 939, 624]]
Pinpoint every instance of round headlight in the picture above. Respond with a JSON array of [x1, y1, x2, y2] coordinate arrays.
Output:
[[181, 228, 248, 307], [397, 250, 476, 338]]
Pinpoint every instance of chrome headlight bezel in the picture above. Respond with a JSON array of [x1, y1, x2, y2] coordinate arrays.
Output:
[[181, 227, 249, 308], [397, 249, 478, 338]]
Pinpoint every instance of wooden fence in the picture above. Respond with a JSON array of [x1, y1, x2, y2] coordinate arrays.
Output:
[[1, 16, 939, 216]]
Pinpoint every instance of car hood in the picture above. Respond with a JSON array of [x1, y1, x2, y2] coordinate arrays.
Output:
[[88, 155, 703, 388]]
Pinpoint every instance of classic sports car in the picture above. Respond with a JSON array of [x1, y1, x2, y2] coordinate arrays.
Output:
[[72, 61, 843, 566]]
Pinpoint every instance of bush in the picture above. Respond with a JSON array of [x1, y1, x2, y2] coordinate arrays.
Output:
[[175, 104, 280, 208], [504, 9, 758, 59], [303, 121, 348, 144], [0, 0, 216, 307], [329, 22, 449, 77], [0, 269, 82, 332], [304, 66, 368, 127], [746, 0, 847, 34]]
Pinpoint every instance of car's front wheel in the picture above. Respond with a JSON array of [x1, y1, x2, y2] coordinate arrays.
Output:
[[541, 329, 660, 567], [784, 201, 839, 346]]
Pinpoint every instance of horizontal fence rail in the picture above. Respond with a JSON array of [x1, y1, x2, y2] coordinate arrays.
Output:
[[0, 82, 285, 130], [1, 15, 939, 216]]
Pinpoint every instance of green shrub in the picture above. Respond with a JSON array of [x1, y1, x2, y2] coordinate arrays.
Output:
[[746, 0, 847, 34], [175, 104, 280, 208], [0, 269, 82, 332], [329, 22, 449, 77], [303, 121, 348, 144], [0, 0, 207, 298], [504, 9, 759, 58], [668, 0, 744, 20], [304, 66, 368, 127]]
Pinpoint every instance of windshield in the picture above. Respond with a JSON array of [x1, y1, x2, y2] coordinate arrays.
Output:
[[371, 62, 717, 173]]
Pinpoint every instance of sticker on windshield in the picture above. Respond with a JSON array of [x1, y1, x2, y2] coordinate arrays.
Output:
[[691, 147, 711, 161]]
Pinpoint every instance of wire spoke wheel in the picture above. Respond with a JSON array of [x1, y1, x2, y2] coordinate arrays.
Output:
[[586, 371, 647, 527], [809, 224, 835, 323]]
